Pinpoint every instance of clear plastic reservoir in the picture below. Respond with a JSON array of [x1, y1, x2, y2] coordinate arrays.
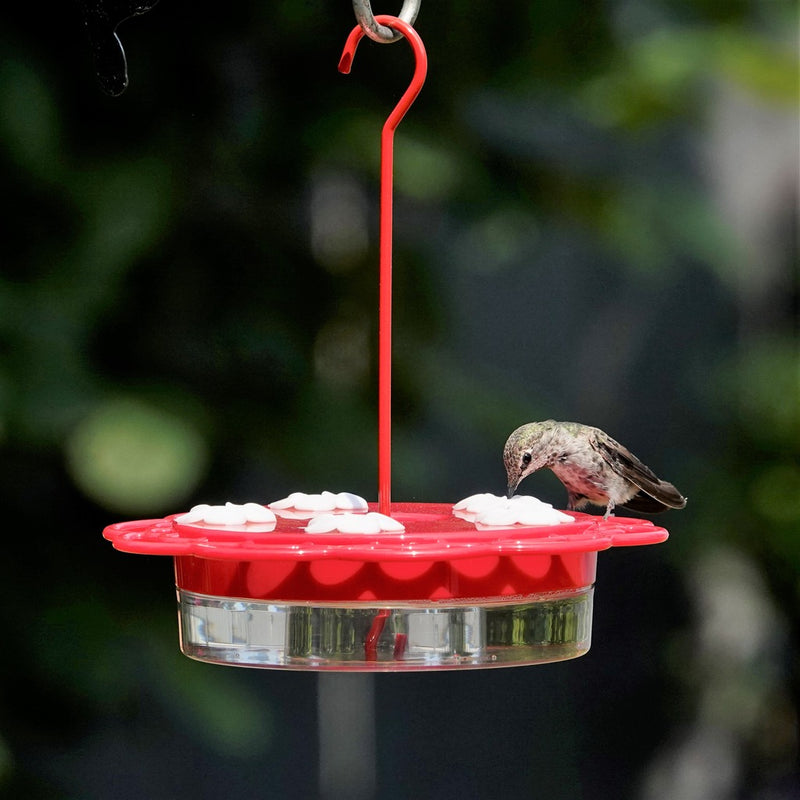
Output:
[[177, 588, 593, 670]]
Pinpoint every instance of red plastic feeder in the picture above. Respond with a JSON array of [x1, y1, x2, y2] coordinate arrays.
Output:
[[104, 503, 667, 670], [101, 18, 672, 671]]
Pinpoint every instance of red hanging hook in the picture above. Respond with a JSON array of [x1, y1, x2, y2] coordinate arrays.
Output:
[[339, 17, 427, 516]]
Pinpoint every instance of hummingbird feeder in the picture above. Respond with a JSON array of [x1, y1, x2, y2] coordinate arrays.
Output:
[[103, 12, 670, 671]]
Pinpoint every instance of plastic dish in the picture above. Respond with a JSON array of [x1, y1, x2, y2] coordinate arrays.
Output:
[[104, 502, 668, 671]]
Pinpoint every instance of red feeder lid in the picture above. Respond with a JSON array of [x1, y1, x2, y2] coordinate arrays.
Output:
[[104, 502, 667, 561], [104, 502, 668, 604]]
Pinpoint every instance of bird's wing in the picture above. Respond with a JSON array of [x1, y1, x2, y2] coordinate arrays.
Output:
[[619, 492, 675, 513], [591, 432, 686, 509]]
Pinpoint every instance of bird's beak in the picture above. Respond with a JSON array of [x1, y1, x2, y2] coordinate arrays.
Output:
[[506, 454, 546, 498]]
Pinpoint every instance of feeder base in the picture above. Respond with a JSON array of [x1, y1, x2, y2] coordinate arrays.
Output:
[[176, 587, 593, 670]]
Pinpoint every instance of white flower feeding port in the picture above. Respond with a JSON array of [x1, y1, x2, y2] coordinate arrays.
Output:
[[103, 15, 671, 671]]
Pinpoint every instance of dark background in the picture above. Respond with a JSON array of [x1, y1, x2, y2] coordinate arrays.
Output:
[[0, 1, 797, 798]]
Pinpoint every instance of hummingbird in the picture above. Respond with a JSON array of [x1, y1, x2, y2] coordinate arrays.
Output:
[[503, 420, 687, 519]]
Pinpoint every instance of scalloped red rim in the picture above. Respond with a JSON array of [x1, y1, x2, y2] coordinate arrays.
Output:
[[103, 502, 668, 562]]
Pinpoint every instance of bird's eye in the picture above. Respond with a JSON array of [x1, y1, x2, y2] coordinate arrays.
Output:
[[522, 452, 532, 466]]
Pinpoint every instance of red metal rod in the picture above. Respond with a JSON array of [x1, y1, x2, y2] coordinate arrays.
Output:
[[365, 608, 391, 660], [339, 17, 427, 516]]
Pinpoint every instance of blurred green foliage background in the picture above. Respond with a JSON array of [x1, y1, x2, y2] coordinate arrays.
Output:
[[0, 1, 797, 798]]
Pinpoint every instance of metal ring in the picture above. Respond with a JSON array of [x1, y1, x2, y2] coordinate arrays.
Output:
[[352, 0, 420, 43]]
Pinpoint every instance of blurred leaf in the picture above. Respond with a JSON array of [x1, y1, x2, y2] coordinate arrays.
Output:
[[35, 599, 140, 708], [35, 598, 272, 759], [596, 181, 738, 275], [65, 396, 209, 514], [450, 207, 539, 275], [0, 57, 60, 175], [713, 27, 799, 104], [734, 340, 800, 447], [72, 156, 174, 283], [147, 643, 273, 759], [750, 462, 800, 525], [579, 26, 798, 129], [394, 135, 465, 200], [280, 385, 376, 494]]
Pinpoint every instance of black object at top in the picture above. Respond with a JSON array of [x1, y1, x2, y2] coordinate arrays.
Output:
[[77, 0, 160, 95]]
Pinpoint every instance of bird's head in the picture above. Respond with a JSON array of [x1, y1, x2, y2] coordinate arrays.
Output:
[[503, 421, 558, 498]]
